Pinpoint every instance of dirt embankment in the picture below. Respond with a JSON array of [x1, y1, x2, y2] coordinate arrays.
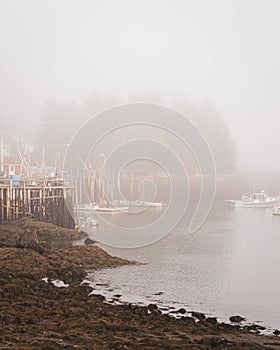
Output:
[[1, 219, 280, 349]]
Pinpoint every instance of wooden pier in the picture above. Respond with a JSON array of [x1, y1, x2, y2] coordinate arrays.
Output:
[[0, 179, 75, 228]]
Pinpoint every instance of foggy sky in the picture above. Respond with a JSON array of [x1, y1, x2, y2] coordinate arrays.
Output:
[[0, 0, 280, 171]]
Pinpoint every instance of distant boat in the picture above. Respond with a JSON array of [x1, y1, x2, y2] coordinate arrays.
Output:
[[272, 206, 280, 216], [94, 206, 128, 213], [78, 217, 99, 228], [112, 172, 164, 209], [75, 203, 127, 213], [75, 203, 99, 211], [225, 191, 280, 208], [112, 199, 164, 208]]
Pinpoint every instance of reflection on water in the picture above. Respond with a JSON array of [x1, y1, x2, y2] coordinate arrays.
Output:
[[86, 203, 280, 331]]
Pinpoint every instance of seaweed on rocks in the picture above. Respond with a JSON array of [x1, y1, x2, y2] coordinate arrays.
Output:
[[1, 219, 280, 349]]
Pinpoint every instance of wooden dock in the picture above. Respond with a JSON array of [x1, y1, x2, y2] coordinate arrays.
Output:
[[0, 179, 75, 228]]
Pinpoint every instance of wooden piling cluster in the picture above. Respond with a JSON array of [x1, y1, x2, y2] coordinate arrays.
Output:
[[0, 179, 75, 228]]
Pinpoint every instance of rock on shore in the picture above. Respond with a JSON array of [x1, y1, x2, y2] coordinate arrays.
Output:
[[1, 219, 280, 349]]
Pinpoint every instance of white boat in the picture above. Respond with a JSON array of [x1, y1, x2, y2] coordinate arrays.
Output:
[[112, 199, 164, 208], [75, 203, 99, 211], [78, 217, 99, 228], [225, 191, 280, 208], [75, 203, 127, 213], [273, 206, 280, 216], [94, 206, 128, 212], [112, 172, 165, 210]]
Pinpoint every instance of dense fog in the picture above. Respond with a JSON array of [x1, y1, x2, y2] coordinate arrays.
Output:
[[1, 0, 280, 185]]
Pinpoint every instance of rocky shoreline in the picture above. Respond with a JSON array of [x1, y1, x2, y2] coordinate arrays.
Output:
[[1, 219, 280, 349]]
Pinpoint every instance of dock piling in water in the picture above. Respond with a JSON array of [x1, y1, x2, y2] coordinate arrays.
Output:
[[0, 179, 75, 228]]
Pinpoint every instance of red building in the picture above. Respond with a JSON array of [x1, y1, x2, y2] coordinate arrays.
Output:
[[2, 164, 22, 177]]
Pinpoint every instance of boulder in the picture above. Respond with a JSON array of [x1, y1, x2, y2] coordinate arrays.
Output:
[[15, 228, 45, 253], [84, 237, 96, 245], [191, 311, 206, 321], [177, 308, 187, 314], [113, 294, 122, 298], [200, 336, 228, 347], [205, 317, 218, 325], [244, 324, 265, 332], [147, 304, 158, 312], [229, 315, 245, 323], [17, 228, 39, 247]]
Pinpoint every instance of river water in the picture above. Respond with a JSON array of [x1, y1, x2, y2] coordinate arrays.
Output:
[[85, 203, 280, 332]]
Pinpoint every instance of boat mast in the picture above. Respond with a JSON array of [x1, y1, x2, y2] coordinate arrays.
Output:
[[0, 136, 4, 173], [111, 165, 115, 205], [130, 171, 134, 206]]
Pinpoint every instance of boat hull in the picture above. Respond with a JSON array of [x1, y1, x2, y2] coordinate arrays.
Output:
[[112, 200, 163, 208], [94, 207, 128, 212], [273, 208, 280, 215], [225, 199, 280, 208], [75, 204, 127, 212]]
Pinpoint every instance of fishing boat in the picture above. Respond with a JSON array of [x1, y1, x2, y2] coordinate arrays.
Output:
[[225, 191, 280, 208]]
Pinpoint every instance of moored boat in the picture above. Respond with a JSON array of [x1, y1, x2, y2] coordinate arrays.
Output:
[[112, 199, 164, 208], [78, 217, 99, 228], [225, 191, 280, 208], [94, 206, 128, 212], [75, 203, 127, 212], [272, 206, 280, 215]]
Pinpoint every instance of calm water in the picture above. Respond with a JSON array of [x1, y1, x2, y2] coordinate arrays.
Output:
[[86, 203, 280, 331]]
